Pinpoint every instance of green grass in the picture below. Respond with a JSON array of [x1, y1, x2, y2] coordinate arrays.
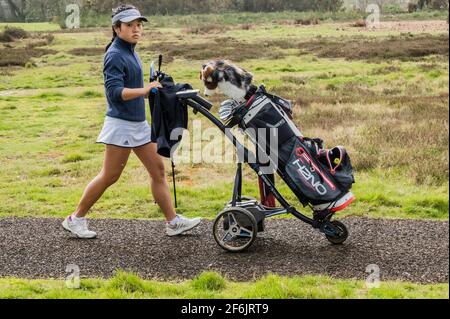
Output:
[[0, 22, 61, 32], [0, 271, 447, 299]]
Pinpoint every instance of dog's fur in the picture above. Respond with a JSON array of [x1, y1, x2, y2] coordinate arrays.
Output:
[[200, 60, 255, 103]]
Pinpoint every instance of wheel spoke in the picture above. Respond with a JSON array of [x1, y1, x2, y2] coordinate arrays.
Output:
[[221, 231, 233, 243], [227, 213, 237, 226], [239, 226, 253, 237]]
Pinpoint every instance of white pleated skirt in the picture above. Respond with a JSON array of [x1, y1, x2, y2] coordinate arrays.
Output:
[[96, 116, 153, 148]]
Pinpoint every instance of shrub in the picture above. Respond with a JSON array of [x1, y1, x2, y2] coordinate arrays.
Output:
[[408, 3, 418, 12], [351, 19, 366, 27], [0, 27, 29, 42]]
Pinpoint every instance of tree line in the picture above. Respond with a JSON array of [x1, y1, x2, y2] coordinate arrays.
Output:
[[1, 0, 448, 22], [2, 0, 344, 22]]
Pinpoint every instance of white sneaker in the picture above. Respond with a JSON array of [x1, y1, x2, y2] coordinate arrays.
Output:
[[62, 215, 97, 239], [165, 214, 202, 236]]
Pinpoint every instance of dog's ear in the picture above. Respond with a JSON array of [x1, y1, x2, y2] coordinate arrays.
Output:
[[201, 63, 220, 90], [244, 72, 253, 86], [201, 64, 215, 81], [200, 64, 207, 80]]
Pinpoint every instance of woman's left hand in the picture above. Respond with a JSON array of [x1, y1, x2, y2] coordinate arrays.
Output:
[[145, 82, 163, 97], [149, 81, 162, 89]]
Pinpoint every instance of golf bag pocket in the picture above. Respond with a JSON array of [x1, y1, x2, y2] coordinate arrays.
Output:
[[317, 146, 354, 191]]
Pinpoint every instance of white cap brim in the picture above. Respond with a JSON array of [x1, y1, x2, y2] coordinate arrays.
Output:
[[112, 9, 148, 25], [119, 16, 148, 23]]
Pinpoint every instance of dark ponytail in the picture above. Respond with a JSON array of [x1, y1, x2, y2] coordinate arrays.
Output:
[[105, 4, 138, 52], [105, 24, 119, 52]]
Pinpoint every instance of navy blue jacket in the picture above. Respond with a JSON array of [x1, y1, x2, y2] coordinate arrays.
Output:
[[103, 36, 146, 122]]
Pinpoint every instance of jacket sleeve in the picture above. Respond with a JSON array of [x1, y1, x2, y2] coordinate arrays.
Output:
[[103, 52, 125, 103]]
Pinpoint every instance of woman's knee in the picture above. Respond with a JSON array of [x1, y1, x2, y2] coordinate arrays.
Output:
[[99, 171, 122, 187], [149, 164, 166, 183]]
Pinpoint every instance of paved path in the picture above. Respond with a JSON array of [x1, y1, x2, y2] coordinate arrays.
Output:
[[0, 217, 448, 283]]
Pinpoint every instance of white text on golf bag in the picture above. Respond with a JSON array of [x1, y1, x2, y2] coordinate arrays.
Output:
[[292, 159, 328, 195]]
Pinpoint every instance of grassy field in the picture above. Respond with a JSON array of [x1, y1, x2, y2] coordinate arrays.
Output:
[[0, 14, 448, 299], [0, 271, 448, 299], [0, 18, 448, 221]]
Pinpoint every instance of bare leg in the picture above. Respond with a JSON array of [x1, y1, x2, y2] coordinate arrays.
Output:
[[73, 145, 131, 218], [133, 143, 177, 221]]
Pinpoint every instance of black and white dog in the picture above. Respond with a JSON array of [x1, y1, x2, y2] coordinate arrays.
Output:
[[200, 60, 257, 103]]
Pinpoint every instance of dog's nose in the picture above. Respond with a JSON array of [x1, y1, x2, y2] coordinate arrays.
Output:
[[202, 64, 206, 69]]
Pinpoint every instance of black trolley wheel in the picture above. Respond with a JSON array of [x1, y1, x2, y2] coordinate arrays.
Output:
[[325, 220, 349, 245], [213, 207, 258, 252]]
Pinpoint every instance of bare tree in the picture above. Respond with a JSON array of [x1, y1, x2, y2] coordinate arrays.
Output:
[[3, 0, 25, 21]]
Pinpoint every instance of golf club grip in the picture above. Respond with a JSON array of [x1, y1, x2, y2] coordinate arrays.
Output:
[[149, 64, 153, 82], [158, 54, 162, 72]]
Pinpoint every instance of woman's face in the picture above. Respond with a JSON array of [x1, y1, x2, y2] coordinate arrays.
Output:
[[115, 19, 144, 44]]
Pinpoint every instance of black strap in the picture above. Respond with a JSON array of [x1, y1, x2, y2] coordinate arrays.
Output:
[[171, 160, 177, 208], [244, 84, 258, 101]]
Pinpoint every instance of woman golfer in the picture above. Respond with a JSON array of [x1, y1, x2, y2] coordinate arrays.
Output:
[[63, 4, 201, 238]]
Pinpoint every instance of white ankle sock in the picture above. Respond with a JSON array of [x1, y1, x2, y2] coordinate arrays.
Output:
[[71, 214, 85, 222], [168, 215, 180, 225]]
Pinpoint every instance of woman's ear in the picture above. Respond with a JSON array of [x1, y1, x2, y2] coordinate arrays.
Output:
[[113, 23, 121, 35]]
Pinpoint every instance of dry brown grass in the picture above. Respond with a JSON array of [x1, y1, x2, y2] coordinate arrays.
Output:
[[0, 27, 29, 42], [279, 18, 320, 26], [144, 34, 448, 64], [26, 34, 54, 49], [0, 34, 55, 67], [280, 75, 308, 85], [145, 38, 289, 62], [0, 47, 56, 67], [351, 19, 367, 28], [68, 47, 105, 56], [299, 34, 449, 61], [370, 65, 402, 75], [184, 24, 231, 35], [292, 93, 449, 185]]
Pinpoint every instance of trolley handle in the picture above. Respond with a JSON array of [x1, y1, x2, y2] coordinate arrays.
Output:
[[176, 89, 213, 111]]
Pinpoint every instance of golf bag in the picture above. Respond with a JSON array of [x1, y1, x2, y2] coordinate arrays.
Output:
[[231, 87, 355, 212]]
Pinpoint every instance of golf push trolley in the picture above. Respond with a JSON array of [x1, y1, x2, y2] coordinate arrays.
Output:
[[151, 58, 355, 252], [175, 89, 354, 253]]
